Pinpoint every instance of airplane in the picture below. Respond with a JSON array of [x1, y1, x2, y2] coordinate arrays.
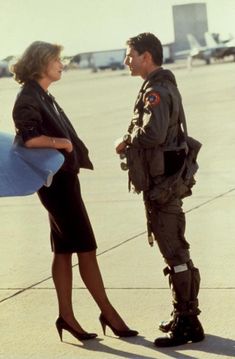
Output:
[[204, 32, 235, 60], [0, 60, 11, 77], [186, 32, 235, 65], [186, 34, 211, 65]]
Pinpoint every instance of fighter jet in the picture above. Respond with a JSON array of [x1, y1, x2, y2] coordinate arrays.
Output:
[[186, 32, 235, 65], [204, 32, 235, 60]]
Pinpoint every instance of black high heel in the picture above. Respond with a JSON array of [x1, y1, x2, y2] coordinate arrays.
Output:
[[55, 316, 97, 342], [99, 313, 138, 337]]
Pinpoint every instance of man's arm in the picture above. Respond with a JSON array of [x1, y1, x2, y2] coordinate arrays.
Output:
[[131, 89, 171, 148]]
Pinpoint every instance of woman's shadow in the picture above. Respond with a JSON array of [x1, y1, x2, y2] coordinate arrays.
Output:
[[64, 333, 235, 359], [65, 335, 158, 359]]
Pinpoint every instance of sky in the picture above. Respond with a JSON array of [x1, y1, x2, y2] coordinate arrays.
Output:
[[1, 0, 235, 59]]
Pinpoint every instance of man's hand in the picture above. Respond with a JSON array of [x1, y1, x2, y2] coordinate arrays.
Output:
[[115, 138, 127, 154]]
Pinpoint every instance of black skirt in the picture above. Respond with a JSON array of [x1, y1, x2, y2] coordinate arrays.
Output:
[[37, 170, 97, 253]]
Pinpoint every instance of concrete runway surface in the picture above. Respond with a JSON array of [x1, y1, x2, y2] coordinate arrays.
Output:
[[0, 61, 235, 358]]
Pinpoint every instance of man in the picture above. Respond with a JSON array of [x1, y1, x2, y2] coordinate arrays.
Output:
[[115, 33, 204, 347]]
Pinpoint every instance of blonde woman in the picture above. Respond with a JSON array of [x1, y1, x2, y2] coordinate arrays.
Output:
[[11, 41, 138, 342]]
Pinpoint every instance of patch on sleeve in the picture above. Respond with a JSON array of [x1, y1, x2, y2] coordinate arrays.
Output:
[[145, 92, 161, 107]]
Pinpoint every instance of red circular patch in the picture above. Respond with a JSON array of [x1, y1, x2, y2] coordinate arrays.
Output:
[[146, 92, 161, 107]]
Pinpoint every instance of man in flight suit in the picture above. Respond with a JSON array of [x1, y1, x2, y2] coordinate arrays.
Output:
[[115, 33, 205, 347]]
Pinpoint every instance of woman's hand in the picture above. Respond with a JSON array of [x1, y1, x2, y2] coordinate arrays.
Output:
[[62, 138, 73, 153], [24, 135, 73, 152], [50, 137, 73, 153]]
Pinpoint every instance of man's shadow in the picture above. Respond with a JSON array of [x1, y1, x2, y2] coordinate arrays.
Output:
[[187, 334, 235, 357], [153, 334, 235, 359], [64, 334, 235, 359], [129, 334, 235, 359]]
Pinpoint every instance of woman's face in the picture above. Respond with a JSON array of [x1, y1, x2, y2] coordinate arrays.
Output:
[[43, 56, 64, 83]]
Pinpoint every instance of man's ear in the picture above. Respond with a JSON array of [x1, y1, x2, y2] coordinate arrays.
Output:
[[143, 51, 152, 64]]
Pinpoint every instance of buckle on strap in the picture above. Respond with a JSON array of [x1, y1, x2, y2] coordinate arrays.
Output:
[[163, 260, 194, 276], [173, 263, 188, 273]]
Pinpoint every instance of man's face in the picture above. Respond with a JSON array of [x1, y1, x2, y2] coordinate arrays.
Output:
[[124, 45, 146, 78]]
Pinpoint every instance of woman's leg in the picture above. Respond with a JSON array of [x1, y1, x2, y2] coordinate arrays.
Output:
[[52, 253, 87, 333], [78, 250, 129, 330]]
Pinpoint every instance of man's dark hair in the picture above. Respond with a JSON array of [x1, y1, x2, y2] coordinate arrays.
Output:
[[126, 32, 163, 66]]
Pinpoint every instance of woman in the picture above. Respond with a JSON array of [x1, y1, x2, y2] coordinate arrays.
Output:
[[11, 41, 138, 342]]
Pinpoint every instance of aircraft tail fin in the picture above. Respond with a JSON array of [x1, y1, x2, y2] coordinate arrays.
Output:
[[187, 34, 202, 50], [204, 32, 218, 47]]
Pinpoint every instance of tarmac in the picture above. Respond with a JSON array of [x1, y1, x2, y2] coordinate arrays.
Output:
[[0, 60, 235, 359]]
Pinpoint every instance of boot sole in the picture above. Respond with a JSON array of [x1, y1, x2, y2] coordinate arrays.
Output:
[[154, 333, 205, 347]]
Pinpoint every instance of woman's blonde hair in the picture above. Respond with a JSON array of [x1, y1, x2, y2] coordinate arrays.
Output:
[[11, 41, 63, 84]]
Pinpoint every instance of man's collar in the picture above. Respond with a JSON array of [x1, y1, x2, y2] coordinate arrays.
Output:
[[146, 67, 163, 81]]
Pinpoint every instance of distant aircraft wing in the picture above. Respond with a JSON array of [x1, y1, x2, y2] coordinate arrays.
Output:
[[173, 49, 191, 59], [0, 132, 64, 197]]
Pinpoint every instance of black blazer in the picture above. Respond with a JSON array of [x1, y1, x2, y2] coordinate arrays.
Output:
[[12, 80, 93, 173]]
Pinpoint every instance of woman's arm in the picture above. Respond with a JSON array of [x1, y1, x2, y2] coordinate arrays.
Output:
[[25, 135, 73, 153]]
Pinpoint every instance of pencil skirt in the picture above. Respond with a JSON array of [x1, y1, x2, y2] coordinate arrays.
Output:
[[37, 170, 97, 253]]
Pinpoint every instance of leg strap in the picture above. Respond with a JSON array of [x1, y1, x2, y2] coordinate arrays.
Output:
[[163, 260, 201, 316], [163, 259, 194, 276]]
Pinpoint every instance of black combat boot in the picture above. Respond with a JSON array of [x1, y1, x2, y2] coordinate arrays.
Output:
[[157, 261, 204, 342], [154, 315, 205, 347], [159, 318, 174, 333]]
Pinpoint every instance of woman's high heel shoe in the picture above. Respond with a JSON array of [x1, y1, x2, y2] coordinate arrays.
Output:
[[55, 316, 97, 342], [99, 313, 138, 337]]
